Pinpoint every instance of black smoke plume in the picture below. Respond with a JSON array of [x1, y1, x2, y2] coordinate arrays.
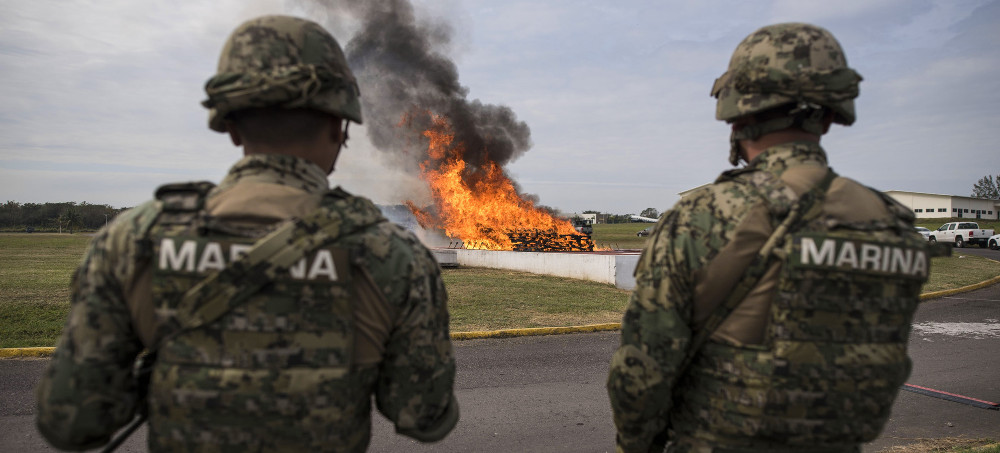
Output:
[[303, 0, 532, 179]]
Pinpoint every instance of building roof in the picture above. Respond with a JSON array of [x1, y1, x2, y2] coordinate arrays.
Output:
[[885, 190, 1000, 204]]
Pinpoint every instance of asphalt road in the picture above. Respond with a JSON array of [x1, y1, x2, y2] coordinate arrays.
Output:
[[951, 244, 1000, 258], [2, 283, 998, 452]]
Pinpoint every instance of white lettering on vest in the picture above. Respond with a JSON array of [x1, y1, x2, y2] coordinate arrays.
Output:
[[197, 242, 225, 272], [799, 237, 927, 277], [860, 243, 881, 271], [159, 238, 196, 272], [158, 239, 341, 280], [306, 249, 338, 280], [835, 242, 858, 268], [911, 251, 928, 278], [801, 237, 836, 266], [889, 248, 912, 274]]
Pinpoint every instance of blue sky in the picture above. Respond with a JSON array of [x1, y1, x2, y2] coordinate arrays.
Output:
[[1, 0, 998, 216]]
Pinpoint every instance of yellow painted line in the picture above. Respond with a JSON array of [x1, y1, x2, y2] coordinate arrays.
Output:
[[450, 323, 621, 341], [6, 273, 1000, 357], [0, 347, 55, 359], [921, 274, 1000, 300]]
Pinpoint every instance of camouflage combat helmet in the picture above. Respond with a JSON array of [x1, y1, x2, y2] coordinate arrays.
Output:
[[711, 23, 862, 165], [202, 15, 362, 132]]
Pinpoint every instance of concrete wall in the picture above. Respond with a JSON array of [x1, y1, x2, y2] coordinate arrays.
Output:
[[444, 249, 641, 290]]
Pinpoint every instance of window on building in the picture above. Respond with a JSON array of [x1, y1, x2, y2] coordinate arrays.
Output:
[[915, 209, 923, 213], [953, 208, 958, 212], [938, 208, 947, 212], [964, 209, 969, 213]]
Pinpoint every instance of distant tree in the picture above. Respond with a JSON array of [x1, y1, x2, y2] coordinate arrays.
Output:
[[1, 201, 20, 229], [971, 174, 1000, 199], [65, 209, 83, 233], [54, 213, 67, 234], [640, 208, 659, 219], [583, 210, 600, 214]]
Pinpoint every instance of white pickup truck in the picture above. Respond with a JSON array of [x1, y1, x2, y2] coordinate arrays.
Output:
[[928, 222, 995, 248]]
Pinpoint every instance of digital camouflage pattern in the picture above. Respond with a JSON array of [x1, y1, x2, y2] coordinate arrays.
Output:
[[203, 15, 363, 132], [607, 142, 928, 453], [711, 23, 864, 166], [36, 154, 458, 451], [711, 23, 862, 125]]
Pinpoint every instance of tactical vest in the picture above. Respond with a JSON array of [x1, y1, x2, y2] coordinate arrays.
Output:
[[142, 182, 385, 451], [671, 170, 928, 452]]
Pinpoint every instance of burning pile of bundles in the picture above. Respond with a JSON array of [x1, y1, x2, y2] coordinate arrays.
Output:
[[447, 228, 594, 252], [507, 229, 594, 252]]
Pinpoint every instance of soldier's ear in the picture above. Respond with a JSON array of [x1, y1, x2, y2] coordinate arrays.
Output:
[[330, 116, 348, 148], [224, 121, 243, 147]]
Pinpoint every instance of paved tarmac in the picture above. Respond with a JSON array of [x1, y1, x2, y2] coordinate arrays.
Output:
[[3, 283, 998, 452]]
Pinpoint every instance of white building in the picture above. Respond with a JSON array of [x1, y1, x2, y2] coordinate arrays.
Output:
[[564, 213, 598, 224], [885, 191, 999, 220]]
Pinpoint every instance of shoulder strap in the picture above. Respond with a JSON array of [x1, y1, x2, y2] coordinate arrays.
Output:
[[172, 203, 378, 336], [682, 168, 837, 370], [650, 169, 838, 451]]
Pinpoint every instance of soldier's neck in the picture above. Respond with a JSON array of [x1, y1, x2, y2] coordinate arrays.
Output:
[[740, 129, 821, 162], [242, 142, 341, 175]]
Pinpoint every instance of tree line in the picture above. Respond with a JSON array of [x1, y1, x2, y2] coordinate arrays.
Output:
[[1, 201, 129, 233]]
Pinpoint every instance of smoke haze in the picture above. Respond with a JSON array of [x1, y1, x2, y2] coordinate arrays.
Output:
[[301, 0, 532, 179]]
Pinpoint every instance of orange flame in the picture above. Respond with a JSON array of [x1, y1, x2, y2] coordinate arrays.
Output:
[[405, 113, 592, 251]]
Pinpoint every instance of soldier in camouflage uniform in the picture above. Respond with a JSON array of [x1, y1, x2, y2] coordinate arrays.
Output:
[[607, 23, 930, 453], [36, 15, 458, 451]]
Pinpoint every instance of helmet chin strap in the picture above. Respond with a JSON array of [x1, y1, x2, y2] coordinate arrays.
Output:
[[728, 104, 826, 166]]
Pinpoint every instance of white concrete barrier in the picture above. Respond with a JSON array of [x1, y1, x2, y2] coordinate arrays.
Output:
[[432, 249, 641, 290]]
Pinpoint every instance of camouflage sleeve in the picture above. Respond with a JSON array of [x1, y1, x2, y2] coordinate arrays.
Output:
[[607, 182, 747, 452], [607, 206, 695, 453], [374, 232, 458, 442], [35, 204, 154, 450]]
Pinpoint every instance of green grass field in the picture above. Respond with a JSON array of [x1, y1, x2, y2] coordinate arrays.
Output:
[[443, 267, 628, 332], [0, 234, 91, 348], [591, 222, 651, 250], [1, 231, 998, 348]]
